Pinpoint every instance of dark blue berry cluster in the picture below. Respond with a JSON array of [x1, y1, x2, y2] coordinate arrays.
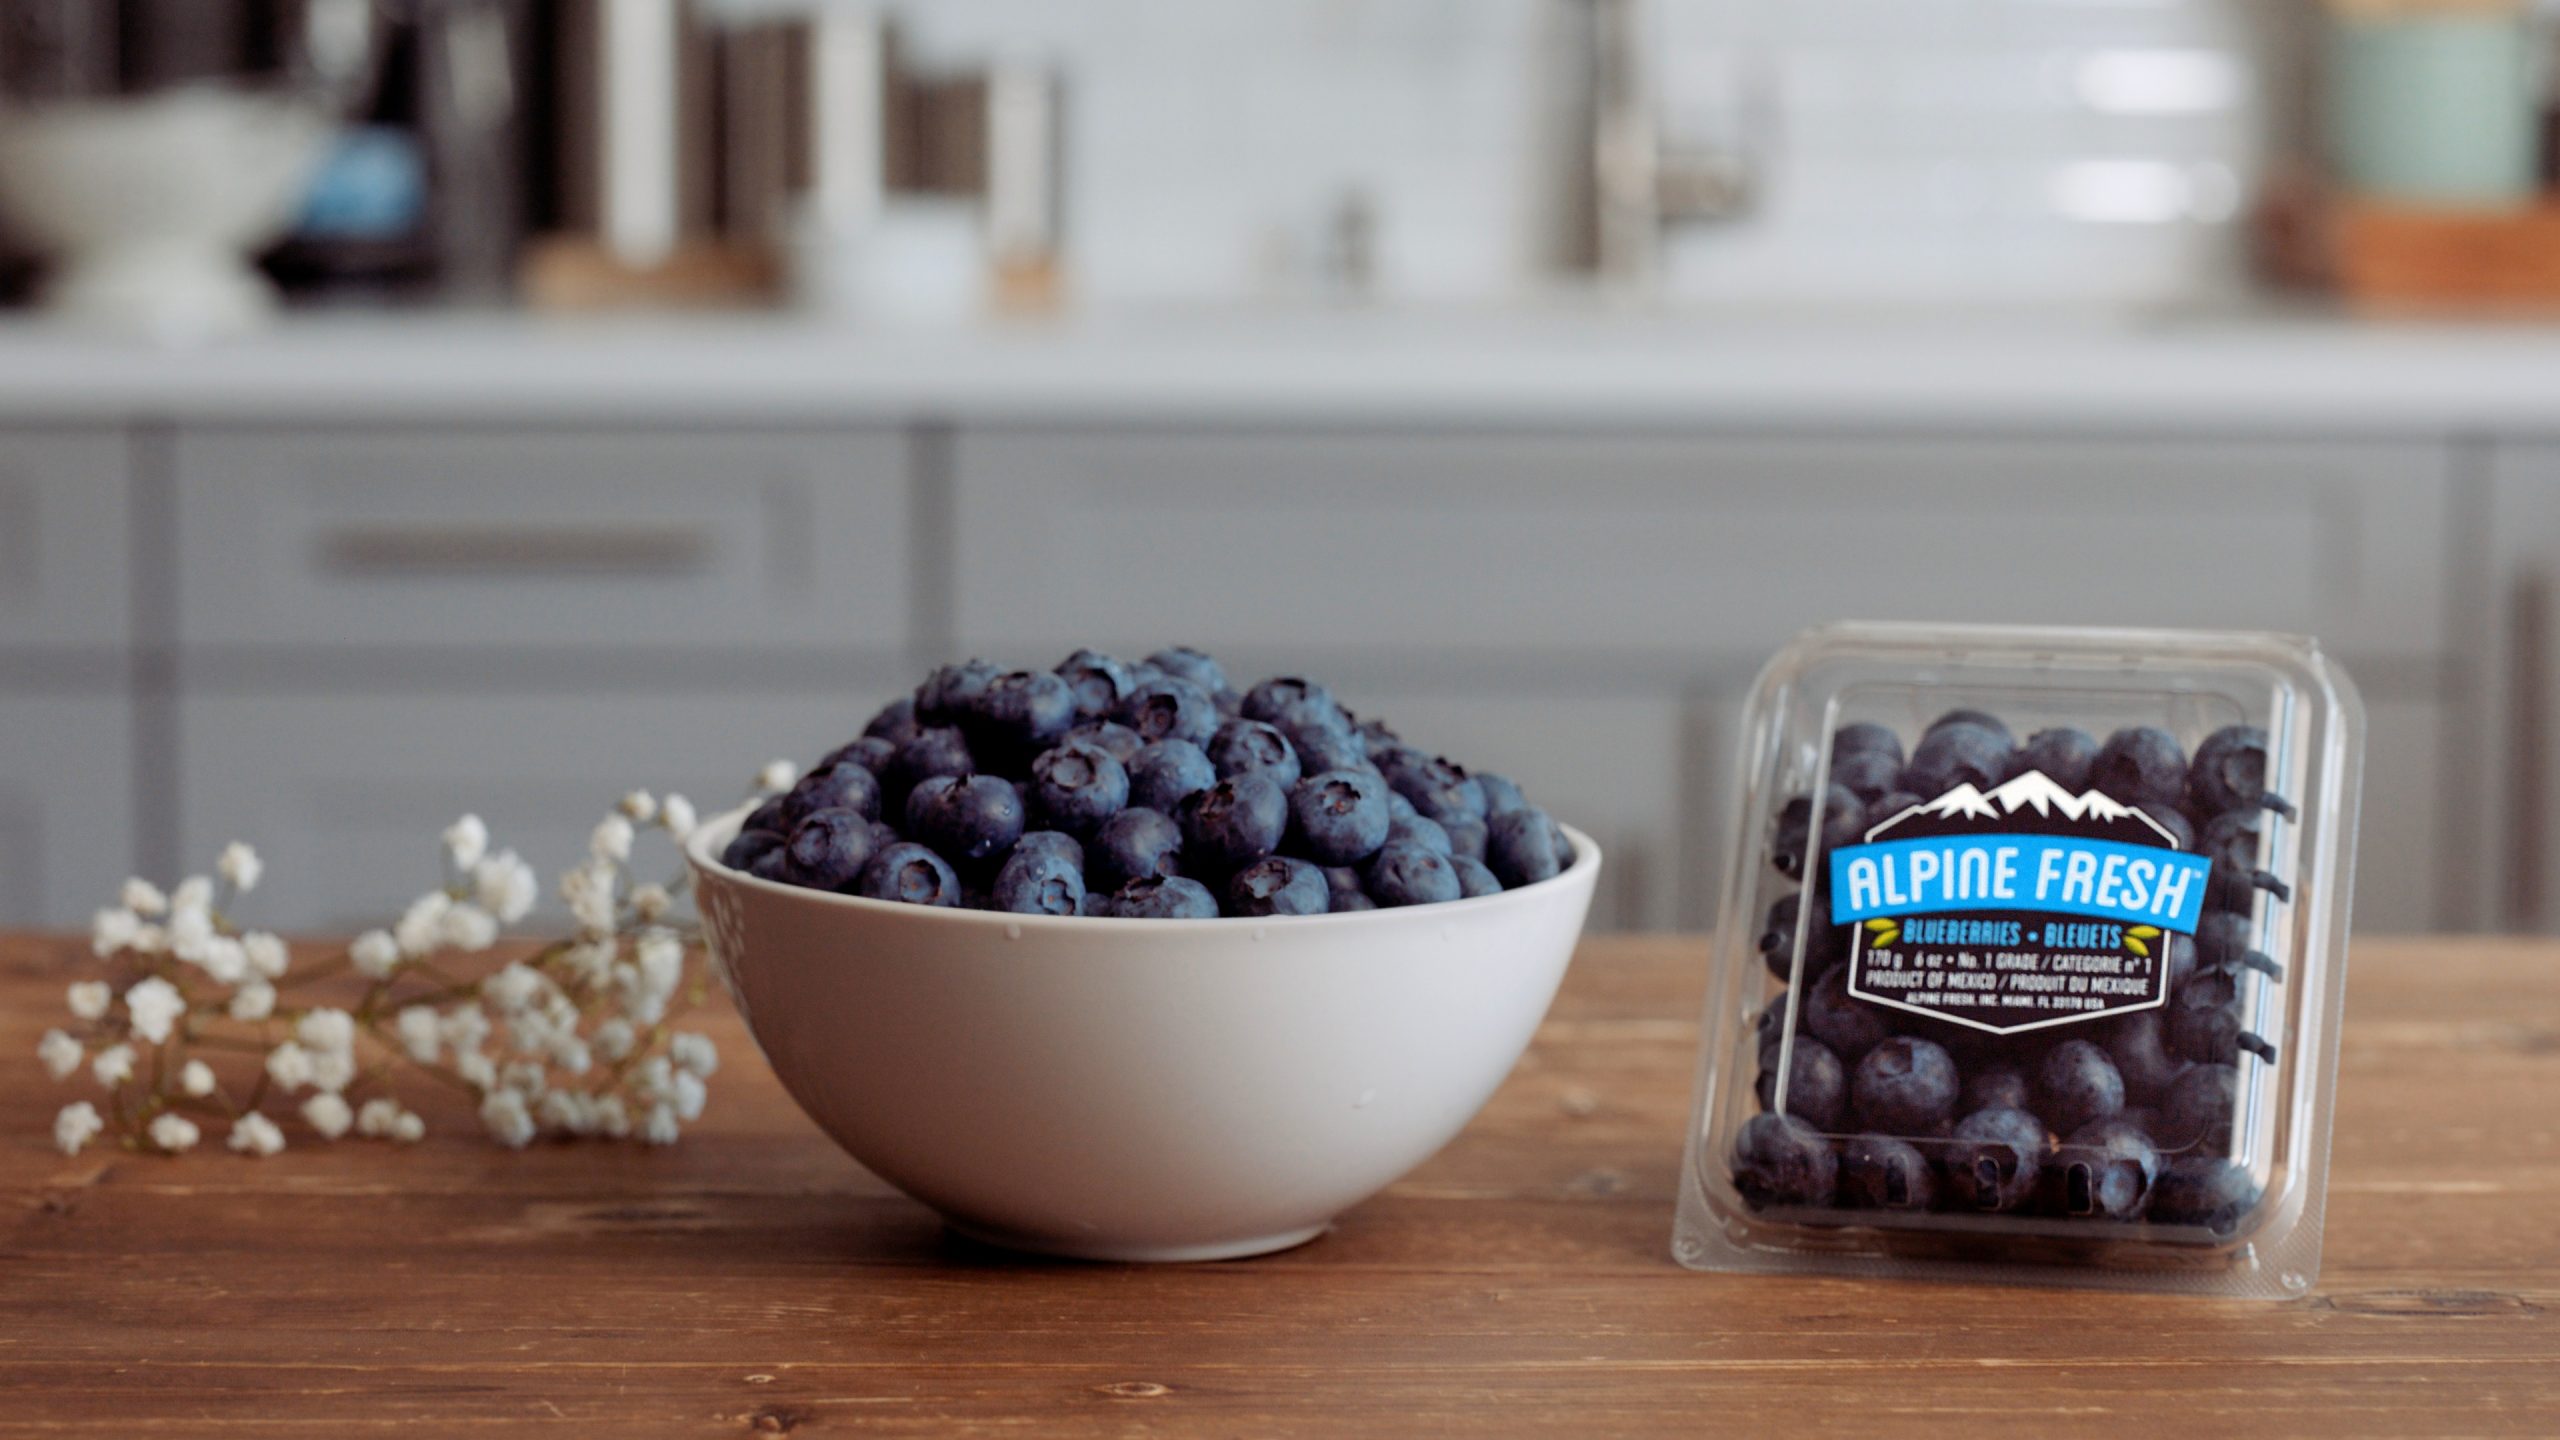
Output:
[[718, 647, 1572, 919], [1736, 711, 2293, 1233]]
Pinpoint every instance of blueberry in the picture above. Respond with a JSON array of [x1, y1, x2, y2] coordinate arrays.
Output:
[[2136, 801, 2195, 852], [1011, 829, 1085, 871], [1475, 771, 1528, 817], [1731, 1113, 1838, 1209], [1829, 749, 1902, 804], [2201, 810, 2291, 910], [1225, 855, 1330, 917], [1832, 721, 1905, 768], [1206, 718, 1302, 789], [1053, 648, 1138, 721], [1386, 812, 1453, 856], [1449, 854, 1503, 898], [1242, 676, 1344, 736], [1944, 1107, 2048, 1212], [1962, 1066, 2031, 1115], [1380, 751, 1487, 824], [904, 774, 1027, 870], [1864, 790, 1923, 833], [1144, 646, 1229, 696], [915, 659, 999, 728], [991, 844, 1085, 916], [820, 735, 900, 777], [2147, 1156, 2262, 1232], [743, 795, 791, 835], [1850, 1036, 1960, 1135], [2052, 1117, 2161, 1220], [1115, 675, 1219, 747], [1079, 892, 1112, 916], [1062, 719, 1145, 766], [1758, 891, 1849, 981], [1754, 988, 1798, 1060], [1108, 875, 1219, 920], [1288, 724, 1370, 776], [1353, 716, 1401, 759], [1802, 964, 1895, 1063], [1286, 768, 1394, 866], [974, 669, 1077, 761], [781, 808, 885, 891], [1027, 739, 1130, 837], [1485, 806, 1571, 888], [1771, 785, 1863, 880], [1213, 688, 1245, 719], [2009, 727, 2099, 792], [1442, 814, 1488, 863], [1901, 722, 2011, 799], [1321, 865, 1377, 912], [1838, 1133, 1937, 1210], [2158, 1063, 2239, 1153], [1757, 1035, 1847, 1131], [1178, 772, 1291, 872], [2100, 1010, 2193, 1106], [722, 827, 786, 872], [2036, 1039, 2127, 1135], [783, 761, 882, 826], [856, 841, 962, 907], [2194, 910, 2252, 968], [1385, 789, 1419, 823], [1127, 739, 1218, 815], [2189, 724, 2296, 819], [747, 846, 793, 883], [885, 726, 974, 810], [1362, 840, 1463, 907], [863, 695, 922, 747], [1925, 708, 2015, 748], [2090, 725, 2189, 808], [2164, 968, 2275, 1065], [1089, 807, 1184, 892]]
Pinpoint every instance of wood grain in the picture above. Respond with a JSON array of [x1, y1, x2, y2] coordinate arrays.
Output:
[[4, 934, 2556, 1437]]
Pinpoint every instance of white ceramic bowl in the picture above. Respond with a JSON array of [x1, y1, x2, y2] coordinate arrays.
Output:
[[686, 807, 1599, 1261]]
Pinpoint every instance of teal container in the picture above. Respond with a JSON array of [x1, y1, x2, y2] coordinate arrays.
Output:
[[2327, 10, 2538, 205]]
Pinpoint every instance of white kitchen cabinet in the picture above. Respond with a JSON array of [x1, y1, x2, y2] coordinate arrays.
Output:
[[0, 693, 135, 928], [171, 428, 911, 654], [2466, 455, 2560, 933], [176, 686, 904, 932], [0, 429, 131, 654], [950, 430, 2452, 666]]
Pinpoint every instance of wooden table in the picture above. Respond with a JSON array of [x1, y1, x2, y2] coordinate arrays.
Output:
[[4, 934, 2556, 1436]]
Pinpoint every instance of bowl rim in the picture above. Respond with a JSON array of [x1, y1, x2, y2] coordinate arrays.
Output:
[[684, 799, 1600, 934]]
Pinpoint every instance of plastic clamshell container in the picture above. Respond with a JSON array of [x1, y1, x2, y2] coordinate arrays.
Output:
[[1674, 623, 2364, 1297]]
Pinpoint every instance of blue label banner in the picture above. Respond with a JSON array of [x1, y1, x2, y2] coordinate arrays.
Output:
[[1827, 832, 2210, 934]]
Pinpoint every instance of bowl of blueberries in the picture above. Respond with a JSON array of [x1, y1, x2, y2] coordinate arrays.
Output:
[[686, 646, 1599, 1262]]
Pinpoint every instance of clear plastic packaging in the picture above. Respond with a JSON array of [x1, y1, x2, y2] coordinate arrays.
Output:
[[1675, 623, 2364, 1297]]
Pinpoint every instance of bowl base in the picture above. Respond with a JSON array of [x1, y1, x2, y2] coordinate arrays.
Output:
[[946, 1219, 1331, 1264]]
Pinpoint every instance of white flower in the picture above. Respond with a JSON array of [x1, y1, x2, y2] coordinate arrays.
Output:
[[591, 1094, 632, 1138], [631, 1055, 674, 1103], [165, 905, 215, 964], [121, 878, 168, 916], [66, 980, 111, 1021], [390, 1111, 424, 1144], [194, 935, 248, 985], [179, 1059, 217, 1097], [38, 1029, 83, 1081], [264, 1041, 314, 1091], [242, 931, 290, 980], [636, 931, 684, 999], [349, 929, 401, 979], [757, 759, 797, 794], [593, 1018, 637, 1062], [228, 1112, 285, 1157], [483, 963, 543, 1016], [500, 1060, 548, 1095], [619, 789, 657, 823], [356, 1097, 404, 1138], [444, 813, 488, 871], [505, 1006, 557, 1058], [308, 1048, 357, 1094], [562, 940, 616, 985], [148, 1112, 200, 1153], [480, 1089, 536, 1148], [472, 851, 538, 925], [54, 1101, 104, 1155], [124, 978, 185, 1045], [536, 1088, 592, 1134], [671, 1070, 708, 1123], [171, 875, 214, 917], [547, 1034, 593, 1076], [630, 883, 672, 923], [660, 794, 696, 838], [217, 842, 263, 895], [456, 1052, 498, 1090], [590, 814, 635, 864], [562, 861, 617, 939], [393, 892, 451, 958], [440, 902, 498, 953], [641, 1103, 681, 1145], [93, 1044, 136, 1087], [91, 907, 142, 957], [670, 1032, 720, 1077], [125, 922, 167, 955], [301, 1092, 353, 1140], [438, 1004, 492, 1055], [296, 1008, 356, 1057], [229, 980, 276, 1022], [393, 1006, 441, 1064]]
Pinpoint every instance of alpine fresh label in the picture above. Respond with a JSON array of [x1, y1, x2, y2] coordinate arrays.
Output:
[[1825, 771, 2209, 1035]]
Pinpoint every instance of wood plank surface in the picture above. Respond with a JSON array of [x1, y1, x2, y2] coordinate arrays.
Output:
[[3, 934, 2556, 1437]]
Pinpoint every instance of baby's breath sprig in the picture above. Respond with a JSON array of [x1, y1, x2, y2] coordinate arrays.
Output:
[[39, 787, 723, 1158]]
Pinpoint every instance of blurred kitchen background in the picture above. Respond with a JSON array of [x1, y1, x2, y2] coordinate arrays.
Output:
[[0, 0, 2556, 936]]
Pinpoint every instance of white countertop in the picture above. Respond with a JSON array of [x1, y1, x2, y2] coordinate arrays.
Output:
[[5, 308, 2560, 436]]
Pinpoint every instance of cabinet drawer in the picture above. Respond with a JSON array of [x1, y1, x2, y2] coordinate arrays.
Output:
[[178, 686, 903, 932], [0, 429, 130, 653], [0, 693, 136, 927], [952, 430, 2450, 663], [174, 429, 910, 652]]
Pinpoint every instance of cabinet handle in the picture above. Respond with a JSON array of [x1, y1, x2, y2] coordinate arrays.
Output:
[[314, 524, 715, 578], [2511, 568, 2551, 930]]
